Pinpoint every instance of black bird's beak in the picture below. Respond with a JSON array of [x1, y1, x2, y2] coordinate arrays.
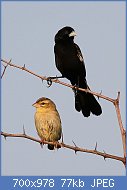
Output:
[[69, 31, 77, 37]]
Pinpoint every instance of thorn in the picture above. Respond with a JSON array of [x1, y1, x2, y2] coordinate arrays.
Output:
[[41, 79, 44, 84], [72, 140, 78, 154], [103, 150, 106, 161], [55, 75, 58, 81], [97, 90, 102, 100], [62, 132, 64, 143], [60, 133, 64, 147], [72, 140, 77, 147], [9, 59, 12, 64], [22, 64, 26, 70], [95, 142, 97, 151], [23, 125, 26, 136], [117, 91, 120, 100]]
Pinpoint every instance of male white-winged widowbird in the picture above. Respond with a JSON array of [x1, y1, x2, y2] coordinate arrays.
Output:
[[54, 26, 102, 117]]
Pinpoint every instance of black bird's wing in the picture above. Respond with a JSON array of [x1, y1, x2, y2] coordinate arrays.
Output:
[[54, 42, 86, 85]]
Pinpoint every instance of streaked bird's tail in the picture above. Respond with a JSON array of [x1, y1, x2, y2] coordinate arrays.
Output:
[[48, 143, 61, 150]]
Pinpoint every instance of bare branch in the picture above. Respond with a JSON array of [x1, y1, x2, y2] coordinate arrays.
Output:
[[1, 59, 126, 167], [1, 59, 115, 103], [1, 131, 126, 165]]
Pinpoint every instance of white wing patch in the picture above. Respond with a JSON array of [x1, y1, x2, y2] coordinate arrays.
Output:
[[75, 43, 84, 62], [77, 52, 84, 62]]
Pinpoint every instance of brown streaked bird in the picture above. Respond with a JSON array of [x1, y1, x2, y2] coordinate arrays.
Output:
[[54, 26, 102, 117], [32, 97, 62, 150]]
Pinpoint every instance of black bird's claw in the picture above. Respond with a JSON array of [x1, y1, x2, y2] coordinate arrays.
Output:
[[47, 75, 64, 87], [47, 77, 53, 87], [73, 84, 79, 96]]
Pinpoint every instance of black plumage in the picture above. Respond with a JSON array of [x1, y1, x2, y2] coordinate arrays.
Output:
[[54, 26, 102, 117]]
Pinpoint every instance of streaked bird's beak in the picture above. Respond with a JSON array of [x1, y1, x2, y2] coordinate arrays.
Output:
[[32, 102, 39, 108], [69, 31, 77, 37]]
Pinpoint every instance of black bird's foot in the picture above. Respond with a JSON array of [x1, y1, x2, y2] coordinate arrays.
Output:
[[73, 84, 79, 96], [47, 75, 64, 87], [48, 75, 64, 80], [47, 77, 53, 87]]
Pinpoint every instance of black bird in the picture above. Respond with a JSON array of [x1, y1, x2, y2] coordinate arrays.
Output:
[[54, 26, 102, 117]]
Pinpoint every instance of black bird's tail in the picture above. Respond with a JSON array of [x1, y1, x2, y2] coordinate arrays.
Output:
[[74, 79, 102, 117]]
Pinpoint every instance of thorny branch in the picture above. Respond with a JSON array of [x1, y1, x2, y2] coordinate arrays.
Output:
[[1, 59, 126, 166], [1, 59, 114, 102], [1, 131, 126, 165]]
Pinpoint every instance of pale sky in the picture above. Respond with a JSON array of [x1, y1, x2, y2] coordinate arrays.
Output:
[[1, 1, 126, 175]]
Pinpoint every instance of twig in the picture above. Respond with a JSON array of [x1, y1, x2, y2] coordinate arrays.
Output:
[[1, 131, 126, 165]]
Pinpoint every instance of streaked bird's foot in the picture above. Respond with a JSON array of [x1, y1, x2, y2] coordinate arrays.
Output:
[[54, 141, 61, 149], [40, 139, 44, 148]]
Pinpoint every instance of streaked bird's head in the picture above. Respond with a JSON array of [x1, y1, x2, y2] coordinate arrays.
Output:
[[55, 26, 76, 43], [32, 97, 56, 112]]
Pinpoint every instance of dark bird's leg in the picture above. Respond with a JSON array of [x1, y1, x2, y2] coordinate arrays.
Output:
[[47, 76, 64, 87], [72, 77, 82, 112], [47, 76, 64, 80]]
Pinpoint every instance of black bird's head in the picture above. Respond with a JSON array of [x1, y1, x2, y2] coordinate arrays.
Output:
[[55, 26, 76, 43]]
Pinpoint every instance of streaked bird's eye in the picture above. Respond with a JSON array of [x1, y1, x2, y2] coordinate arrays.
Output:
[[41, 102, 45, 105]]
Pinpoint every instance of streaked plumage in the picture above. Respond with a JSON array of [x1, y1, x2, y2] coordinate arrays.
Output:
[[33, 97, 62, 150]]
